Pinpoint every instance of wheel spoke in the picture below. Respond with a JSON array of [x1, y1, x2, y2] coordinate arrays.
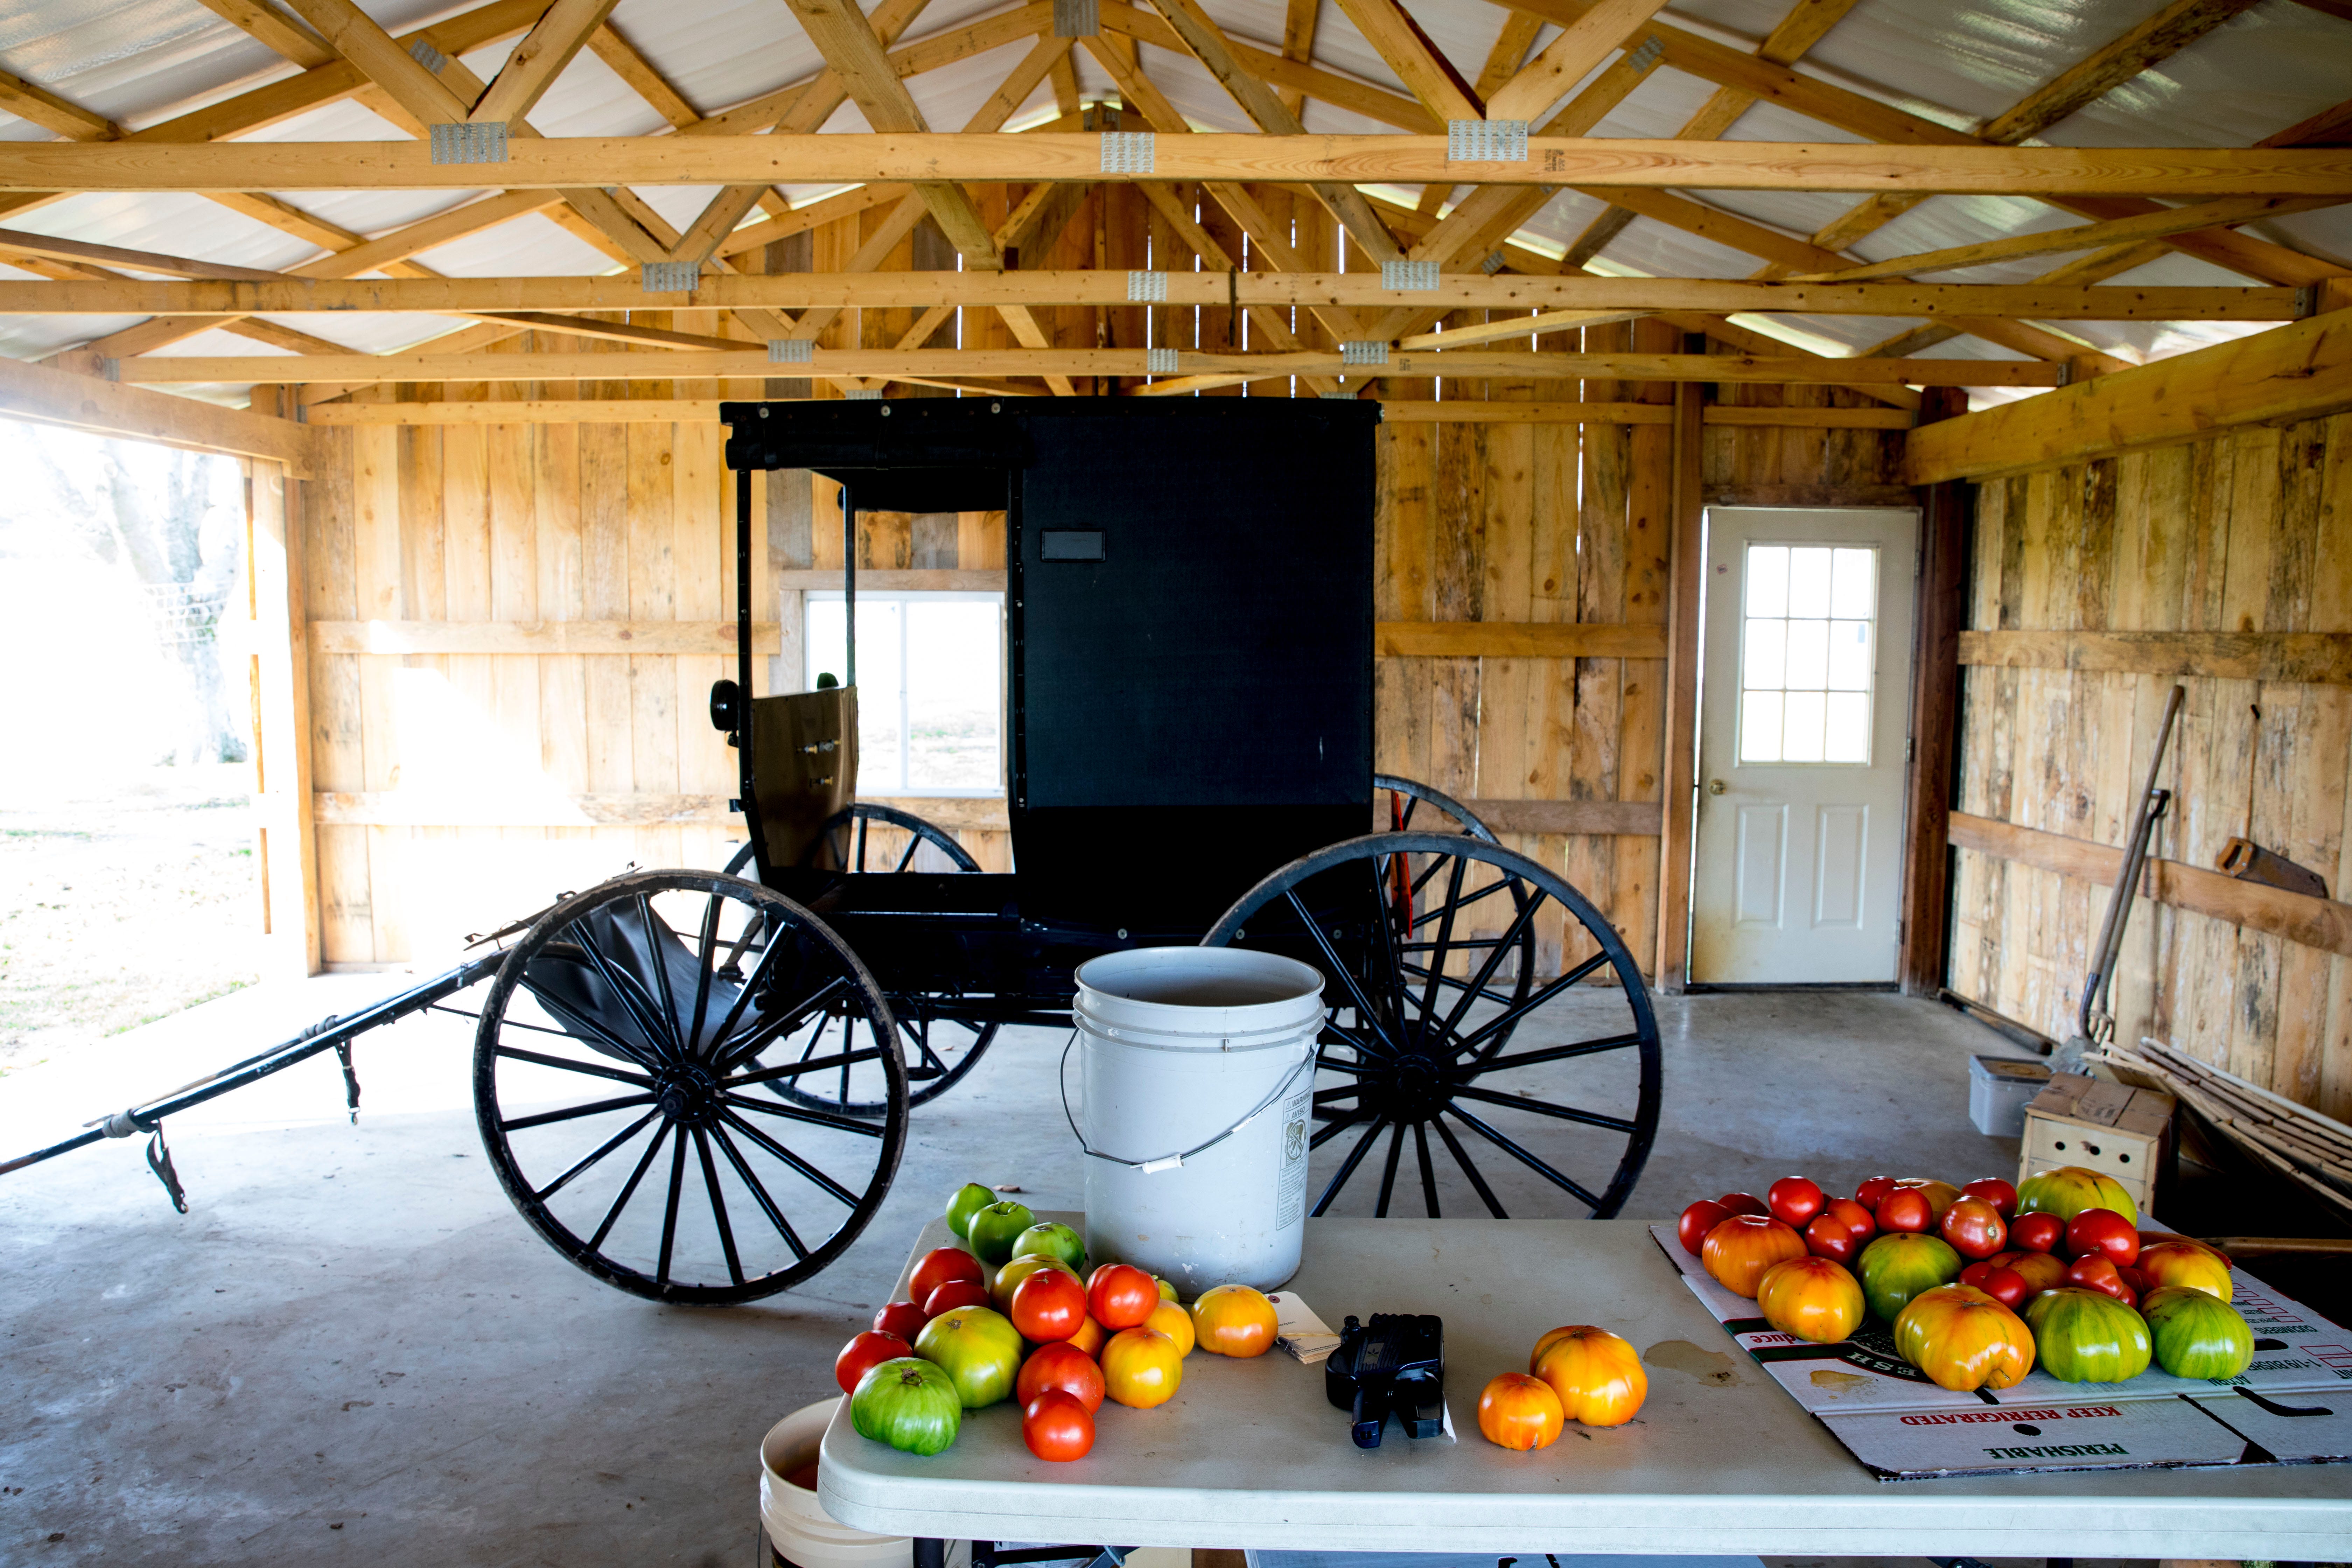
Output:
[[711, 974, 853, 1076], [524, 978, 666, 1074], [494, 1044, 655, 1090], [1459, 1029, 1646, 1078], [1359, 863, 1412, 1052], [894, 833, 920, 873], [1429, 887, 1553, 1045], [587, 1122, 672, 1251], [1312, 1117, 1387, 1217], [1286, 888, 1398, 1056], [1410, 855, 1468, 1051], [719, 1109, 865, 1208], [1432, 1113, 1507, 1218], [692, 1127, 745, 1288], [1312, 1051, 1372, 1076], [726, 1046, 893, 1088], [501, 1092, 657, 1133], [687, 891, 723, 1059], [656, 1126, 688, 1286], [1413, 1120, 1440, 1218], [1448, 1104, 1603, 1211], [1406, 872, 1522, 935], [711, 1123, 808, 1260], [1310, 1111, 1365, 1149], [1373, 1120, 1406, 1217], [566, 917, 682, 1065], [1451, 956, 1614, 1059], [1318, 1014, 1385, 1061], [1312, 1083, 1361, 1104], [704, 917, 797, 1063], [722, 1092, 887, 1138], [634, 895, 689, 1058], [535, 1108, 662, 1202], [1450, 1082, 1638, 1133]]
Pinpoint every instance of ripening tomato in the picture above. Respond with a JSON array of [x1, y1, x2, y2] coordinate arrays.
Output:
[[1807, 1210, 1865, 1265], [1718, 1191, 1769, 1218], [2137, 1240, 2234, 1302], [1939, 1196, 2008, 1261], [2063, 1252, 2137, 1307], [836, 1330, 914, 1395], [1476, 1373, 1564, 1451], [1958, 1261, 2032, 1310], [1100, 1327, 1183, 1408], [1146, 1298, 1196, 1357], [2066, 1208, 2141, 1268], [1701, 1214, 1808, 1297], [1961, 1178, 2018, 1219], [1766, 1176, 1827, 1229], [2119, 1264, 2152, 1297], [1532, 1326, 1648, 1427], [1010, 1267, 1090, 1343], [1190, 1284, 1279, 1357], [1986, 1249, 2067, 1293], [874, 1300, 929, 1340], [1853, 1176, 1898, 1212], [1065, 1314, 1107, 1358], [1087, 1265, 1161, 1331], [924, 1278, 991, 1318], [909, 1247, 984, 1307], [1017, 1341, 1105, 1413], [1678, 1198, 1733, 1258], [2009, 1211, 2065, 1254], [1876, 1188, 1934, 1234], [1022, 1390, 1095, 1462]]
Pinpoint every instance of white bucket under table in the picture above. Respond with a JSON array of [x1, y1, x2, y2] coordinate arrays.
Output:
[[759, 1399, 968, 1568], [1072, 947, 1323, 1295]]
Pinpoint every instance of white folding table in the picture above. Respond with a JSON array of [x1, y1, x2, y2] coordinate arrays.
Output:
[[818, 1216, 2352, 1561]]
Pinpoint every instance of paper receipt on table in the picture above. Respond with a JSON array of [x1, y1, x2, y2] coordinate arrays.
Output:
[[1265, 1291, 1341, 1364]]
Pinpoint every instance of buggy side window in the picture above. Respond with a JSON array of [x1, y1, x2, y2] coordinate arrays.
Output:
[[805, 590, 1003, 796]]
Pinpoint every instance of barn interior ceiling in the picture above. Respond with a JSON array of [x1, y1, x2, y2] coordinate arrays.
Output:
[[0, 0, 2344, 405]]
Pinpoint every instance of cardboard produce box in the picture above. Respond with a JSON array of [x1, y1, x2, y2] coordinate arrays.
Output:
[[2017, 1073, 2173, 1216], [1649, 1225, 2352, 1480]]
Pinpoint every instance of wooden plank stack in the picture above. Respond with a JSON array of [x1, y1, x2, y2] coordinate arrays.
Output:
[[2094, 1035, 2352, 1221]]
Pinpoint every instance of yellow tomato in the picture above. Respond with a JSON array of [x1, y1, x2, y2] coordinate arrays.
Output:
[[1189, 1284, 1279, 1358], [1155, 1277, 1178, 1301], [1476, 1372, 1564, 1451], [1146, 1298, 1196, 1356], [1065, 1314, 1107, 1358], [1528, 1325, 1578, 1372], [1101, 1327, 1183, 1408], [1532, 1326, 1647, 1427]]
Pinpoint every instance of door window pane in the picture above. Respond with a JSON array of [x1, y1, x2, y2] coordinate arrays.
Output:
[[1737, 542, 1878, 766], [807, 593, 1001, 794]]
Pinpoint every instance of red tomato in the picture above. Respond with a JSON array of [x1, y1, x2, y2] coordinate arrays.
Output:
[[1939, 1196, 2008, 1260], [1086, 1264, 1160, 1331], [1022, 1391, 1095, 1462], [835, 1330, 913, 1395], [1961, 1177, 2018, 1219], [1976, 1266, 2031, 1310], [2063, 1252, 2137, 1307], [1717, 1191, 1769, 1218], [1819, 1197, 1877, 1242], [873, 1300, 929, 1340], [909, 1247, 984, 1306], [1766, 1177, 1827, 1229], [2066, 1208, 2141, 1267], [1805, 1210, 1863, 1264], [1017, 1341, 1106, 1414], [1853, 1176, 1898, 1212], [1875, 1187, 1934, 1234], [1678, 1199, 1733, 1258], [1011, 1267, 1090, 1343], [923, 1279, 990, 1317], [2010, 1212, 2065, 1254], [2116, 1264, 2150, 1297]]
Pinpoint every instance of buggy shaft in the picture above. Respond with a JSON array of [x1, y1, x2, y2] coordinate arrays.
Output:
[[0, 956, 503, 1178]]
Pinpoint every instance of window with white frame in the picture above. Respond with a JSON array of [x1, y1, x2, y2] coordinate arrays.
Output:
[[805, 592, 1003, 795], [1737, 544, 1877, 765]]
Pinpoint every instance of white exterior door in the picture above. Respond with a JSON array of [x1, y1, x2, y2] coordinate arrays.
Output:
[[1691, 508, 1916, 985]]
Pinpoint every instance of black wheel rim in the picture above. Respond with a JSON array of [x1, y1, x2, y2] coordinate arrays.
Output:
[[727, 807, 998, 1115], [1373, 775, 1533, 1052], [1204, 831, 1660, 1221], [474, 870, 906, 1305]]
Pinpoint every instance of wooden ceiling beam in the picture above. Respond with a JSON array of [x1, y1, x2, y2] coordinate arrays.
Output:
[[112, 346, 2068, 386], [0, 228, 287, 281], [1273, 0, 1325, 118], [189, 0, 338, 68], [1792, 196, 2345, 282], [1328, 0, 1484, 124], [471, 0, 622, 125], [1484, 0, 1671, 125], [0, 66, 120, 141], [1980, 0, 2266, 147], [1132, 181, 1342, 393]]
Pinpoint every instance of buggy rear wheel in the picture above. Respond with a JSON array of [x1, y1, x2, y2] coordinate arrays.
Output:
[[1205, 832, 1660, 1221], [473, 869, 905, 1304]]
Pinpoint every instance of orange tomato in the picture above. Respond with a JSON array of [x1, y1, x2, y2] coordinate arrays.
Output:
[[1528, 1324, 1578, 1372], [1087, 1265, 1161, 1331], [1756, 1255, 1864, 1344], [1065, 1314, 1107, 1358], [1100, 1327, 1183, 1408], [2137, 1241, 2233, 1303], [1531, 1326, 1647, 1427], [1146, 1298, 1195, 1357], [1476, 1373, 1564, 1451], [1017, 1341, 1105, 1413], [1701, 1214, 1808, 1298], [1892, 1284, 2034, 1392], [1190, 1284, 1279, 1357]]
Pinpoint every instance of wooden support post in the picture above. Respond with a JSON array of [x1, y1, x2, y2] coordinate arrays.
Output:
[[1900, 385, 1972, 996], [244, 390, 322, 976], [1655, 344, 1707, 992]]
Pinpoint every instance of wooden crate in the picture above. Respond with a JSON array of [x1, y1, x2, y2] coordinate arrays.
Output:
[[2017, 1072, 2176, 1215]]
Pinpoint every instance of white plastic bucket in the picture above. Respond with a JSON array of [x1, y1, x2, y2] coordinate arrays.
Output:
[[758, 1399, 968, 1568], [1071, 947, 1324, 1295]]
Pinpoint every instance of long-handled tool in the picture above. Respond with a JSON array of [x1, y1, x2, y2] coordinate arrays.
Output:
[[2054, 684, 2185, 1071]]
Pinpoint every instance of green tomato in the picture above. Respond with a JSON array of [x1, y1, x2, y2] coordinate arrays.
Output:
[[1856, 1232, 1962, 1322], [966, 1200, 1036, 1266], [2016, 1166, 2140, 1228], [990, 1252, 1077, 1312], [2142, 1286, 2254, 1380], [914, 1305, 1025, 1408], [850, 1358, 962, 1456], [2025, 1287, 2152, 1383], [1011, 1221, 1085, 1273], [945, 1183, 996, 1241]]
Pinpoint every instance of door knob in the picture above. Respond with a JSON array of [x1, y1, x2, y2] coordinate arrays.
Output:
[[1707, 778, 1726, 795]]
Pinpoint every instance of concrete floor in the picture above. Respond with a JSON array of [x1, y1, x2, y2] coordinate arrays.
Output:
[[0, 978, 2208, 1564]]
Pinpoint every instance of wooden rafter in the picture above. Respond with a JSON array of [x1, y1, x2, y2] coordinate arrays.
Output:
[[1274, 0, 1325, 117], [1328, 0, 1483, 123], [1484, 0, 1671, 126], [1793, 196, 2345, 283], [189, 0, 337, 67], [471, 0, 622, 125]]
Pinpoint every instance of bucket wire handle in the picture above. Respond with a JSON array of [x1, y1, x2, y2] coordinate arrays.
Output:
[[1058, 1032, 1316, 1175]]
